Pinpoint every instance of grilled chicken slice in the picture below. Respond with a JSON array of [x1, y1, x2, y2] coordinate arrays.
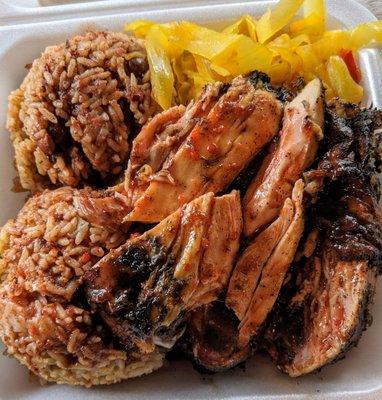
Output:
[[189, 194, 243, 309], [264, 103, 382, 377], [187, 180, 304, 371], [273, 253, 376, 377], [226, 193, 294, 321], [73, 184, 131, 231], [84, 191, 242, 355], [74, 84, 224, 225], [125, 75, 282, 223], [243, 78, 323, 237], [237, 181, 303, 348], [125, 84, 222, 207]]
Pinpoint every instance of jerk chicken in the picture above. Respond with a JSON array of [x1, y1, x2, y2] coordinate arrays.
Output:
[[264, 102, 382, 376], [124, 74, 283, 223], [3, 66, 382, 386], [184, 78, 324, 371], [187, 179, 304, 371], [243, 78, 324, 237], [84, 191, 242, 357]]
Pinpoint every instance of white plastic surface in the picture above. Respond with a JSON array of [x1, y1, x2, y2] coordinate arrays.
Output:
[[0, 0, 377, 27], [0, 1, 381, 399]]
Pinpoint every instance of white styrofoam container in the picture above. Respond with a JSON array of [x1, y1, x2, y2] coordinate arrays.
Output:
[[0, 1, 381, 399]]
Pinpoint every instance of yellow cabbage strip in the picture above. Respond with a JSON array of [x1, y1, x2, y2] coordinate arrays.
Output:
[[192, 55, 219, 97], [125, 0, 382, 108], [256, 0, 304, 43], [223, 15, 258, 41], [290, 0, 325, 37], [269, 46, 303, 78], [211, 35, 273, 76], [172, 53, 195, 104], [145, 26, 174, 110], [295, 44, 319, 73], [124, 20, 154, 38], [350, 21, 382, 48], [313, 62, 335, 100], [267, 34, 309, 83], [160, 22, 239, 60], [310, 30, 351, 60], [327, 56, 363, 103], [168, 22, 272, 92], [269, 33, 309, 49], [268, 58, 291, 84], [210, 63, 231, 77], [126, 20, 273, 108]]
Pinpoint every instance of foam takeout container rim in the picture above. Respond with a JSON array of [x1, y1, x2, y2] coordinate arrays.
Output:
[[0, 0, 381, 399]]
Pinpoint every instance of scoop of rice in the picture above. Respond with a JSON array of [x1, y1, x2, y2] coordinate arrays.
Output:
[[7, 31, 156, 192], [0, 187, 163, 387]]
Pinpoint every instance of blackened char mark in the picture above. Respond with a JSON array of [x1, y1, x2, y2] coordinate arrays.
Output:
[[184, 301, 250, 372], [305, 105, 382, 267], [328, 213, 382, 264], [115, 244, 152, 276], [106, 237, 167, 316], [248, 70, 295, 102], [85, 233, 189, 351], [261, 258, 316, 367]]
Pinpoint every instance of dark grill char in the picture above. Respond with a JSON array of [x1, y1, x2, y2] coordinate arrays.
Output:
[[248, 70, 296, 103], [263, 102, 382, 376], [83, 191, 242, 356], [84, 237, 178, 350], [307, 104, 382, 266]]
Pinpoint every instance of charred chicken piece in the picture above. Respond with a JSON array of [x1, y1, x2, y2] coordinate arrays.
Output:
[[84, 191, 242, 356], [187, 180, 304, 371], [264, 103, 382, 377], [125, 74, 283, 223], [243, 78, 324, 237]]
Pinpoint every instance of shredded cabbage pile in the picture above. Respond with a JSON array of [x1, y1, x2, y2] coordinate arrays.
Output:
[[125, 0, 382, 109]]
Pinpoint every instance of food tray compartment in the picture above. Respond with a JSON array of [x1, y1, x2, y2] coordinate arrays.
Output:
[[0, 0, 376, 27], [2, 0, 102, 7], [0, 0, 259, 27], [0, 0, 205, 27], [0, 1, 381, 399]]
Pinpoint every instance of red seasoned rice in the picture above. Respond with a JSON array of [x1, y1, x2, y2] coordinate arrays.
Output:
[[7, 31, 157, 192], [0, 187, 163, 386]]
